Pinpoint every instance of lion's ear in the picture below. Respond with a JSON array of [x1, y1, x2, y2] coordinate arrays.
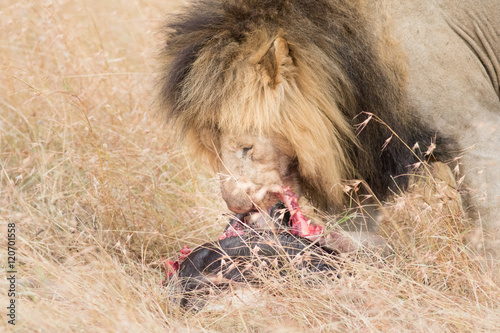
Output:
[[273, 37, 290, 66], [258, 37, 293, 88]]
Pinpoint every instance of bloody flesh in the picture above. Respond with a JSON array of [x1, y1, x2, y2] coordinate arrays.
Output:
[[277, 186, 324, 240], [165, 245, 192, 277], [219, 220, 246, 240]]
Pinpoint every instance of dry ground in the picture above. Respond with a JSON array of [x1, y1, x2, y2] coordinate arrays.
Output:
[[1, 0, 499, 332]]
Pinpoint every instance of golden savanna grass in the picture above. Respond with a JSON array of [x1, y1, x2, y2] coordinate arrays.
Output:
[[1, 0, 499, 332]]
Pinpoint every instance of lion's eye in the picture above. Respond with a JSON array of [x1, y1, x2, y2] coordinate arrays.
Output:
[[241, 146, 253, 158]]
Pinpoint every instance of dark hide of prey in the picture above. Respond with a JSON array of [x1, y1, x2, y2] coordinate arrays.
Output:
[[168, 204, 339, 309], [172, 233, 338, 309]]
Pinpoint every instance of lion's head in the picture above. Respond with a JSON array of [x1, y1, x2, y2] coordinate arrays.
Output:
[[157, 0, 435, 215]]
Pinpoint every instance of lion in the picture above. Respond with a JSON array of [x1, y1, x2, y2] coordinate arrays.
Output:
[[157, 0, 500, 254]]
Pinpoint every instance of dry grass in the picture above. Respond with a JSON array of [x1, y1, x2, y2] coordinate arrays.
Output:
[[0, 0, 499, 332]]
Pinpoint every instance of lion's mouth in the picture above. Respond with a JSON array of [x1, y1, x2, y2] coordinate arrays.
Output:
[[219, 186, 324, 241]]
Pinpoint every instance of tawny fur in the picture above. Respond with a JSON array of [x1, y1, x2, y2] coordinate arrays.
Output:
[[157, 0, 445, 211]]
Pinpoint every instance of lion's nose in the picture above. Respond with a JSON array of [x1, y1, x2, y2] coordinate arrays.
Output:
[[226, 203, 253, 214], [220, 181, 254, 214], [223, 193, 254, 214]]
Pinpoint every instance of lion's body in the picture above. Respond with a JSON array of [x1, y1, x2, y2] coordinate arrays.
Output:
[[158, 0, 500, 251], [385, 0, 500, 235]]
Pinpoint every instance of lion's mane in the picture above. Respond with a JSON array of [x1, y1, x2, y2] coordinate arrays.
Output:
[[157, 0, 448, 209]]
